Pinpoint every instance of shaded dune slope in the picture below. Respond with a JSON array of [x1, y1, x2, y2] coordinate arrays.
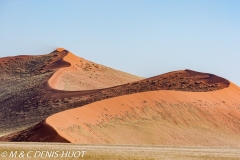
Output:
[[0, 50, 70, 134], [1, 120, 69, 142], [0, 48, 231, 138]]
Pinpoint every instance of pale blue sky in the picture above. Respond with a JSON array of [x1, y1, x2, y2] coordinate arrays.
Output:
[[0, 0, 239, 85]]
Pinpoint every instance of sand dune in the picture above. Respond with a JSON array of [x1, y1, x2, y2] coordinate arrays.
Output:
[[5, 83, 240, 146], [48, 48, 143, 91], [1, 48, 239, 147], [0, 48, 141, 134], [41, 82, 240, 146], [3, 82, 240, 146]]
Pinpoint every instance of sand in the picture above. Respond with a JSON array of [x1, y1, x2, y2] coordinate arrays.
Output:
[[1, 48, 239, 147], [48, 48, 143, 91], [46, 82, 240, 146], [1, 48, 230, 136]]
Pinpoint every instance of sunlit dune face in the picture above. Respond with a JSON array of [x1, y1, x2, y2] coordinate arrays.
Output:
[[48, 51, 143, 91], [46, 83, 240, 145]]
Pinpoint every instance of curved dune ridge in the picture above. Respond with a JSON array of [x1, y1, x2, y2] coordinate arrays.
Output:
[[0, 48, 142, 135], [44, 83, 240, 146], [0, 50, 72, 134], [48, 48, 143, 91]]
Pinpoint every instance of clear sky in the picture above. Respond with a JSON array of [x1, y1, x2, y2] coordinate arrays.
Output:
[[0, 0, 239, 85]]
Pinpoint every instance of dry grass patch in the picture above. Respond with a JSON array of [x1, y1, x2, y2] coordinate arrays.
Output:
[[0, 143, 240, 160]]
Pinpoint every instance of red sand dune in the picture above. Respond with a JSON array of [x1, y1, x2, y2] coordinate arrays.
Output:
[[1, 48, 229, 135], [3, 82, 240, 146], [48, 48, 143, 91], [0, 48, 142, 135], [1, 48, 239, 147], [43, 82, 240, 146]]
